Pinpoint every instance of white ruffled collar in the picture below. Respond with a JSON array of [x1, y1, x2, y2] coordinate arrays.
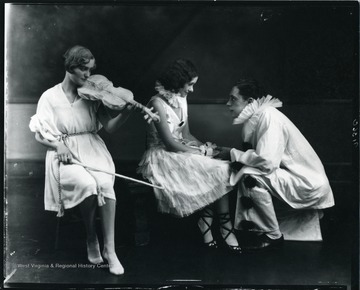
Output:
[[155, 81, 182, 108], [233, 95, 283, 125]]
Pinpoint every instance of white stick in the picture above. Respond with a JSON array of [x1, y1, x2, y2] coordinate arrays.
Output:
[[71, 160, 164, 190]]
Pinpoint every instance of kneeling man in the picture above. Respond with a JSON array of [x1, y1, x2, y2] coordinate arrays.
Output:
[[217, 79, 334, 250]]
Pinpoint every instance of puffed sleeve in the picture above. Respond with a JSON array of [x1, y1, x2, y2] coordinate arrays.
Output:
[[29, 90, 62, 141]]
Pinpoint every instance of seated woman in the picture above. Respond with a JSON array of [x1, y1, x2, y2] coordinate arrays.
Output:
[[137, 59, 241, 253], [29, 45, 146, 275]]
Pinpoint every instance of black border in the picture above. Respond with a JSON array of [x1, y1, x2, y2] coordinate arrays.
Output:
[[3, 1, 359, 289]]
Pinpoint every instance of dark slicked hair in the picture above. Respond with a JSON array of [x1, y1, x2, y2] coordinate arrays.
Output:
[[157, 59, 198, 93], [63, 45, 96, 73], [234, 79, 264, 100]]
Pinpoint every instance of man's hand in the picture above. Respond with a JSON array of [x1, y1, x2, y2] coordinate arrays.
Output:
[[215, 146, 232, 160]]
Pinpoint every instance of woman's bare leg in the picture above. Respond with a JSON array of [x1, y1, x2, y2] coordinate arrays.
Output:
[[99, 198, 124, 275], [198, 206, 215, 244], [79, 195, 103, 264], [217, 195, 239, 247]]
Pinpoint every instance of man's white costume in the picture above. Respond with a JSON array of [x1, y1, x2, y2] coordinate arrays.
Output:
[[230, 95, 334, 240]]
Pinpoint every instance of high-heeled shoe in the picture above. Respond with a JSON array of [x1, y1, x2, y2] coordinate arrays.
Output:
[[218, 213, 242, 254], [102, 250, 124, 275], [86, 239, 104, 264], [198, 207, 218, 249]]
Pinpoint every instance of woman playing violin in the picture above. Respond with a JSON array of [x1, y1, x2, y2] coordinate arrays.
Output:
[[29, 45, 146, 275]]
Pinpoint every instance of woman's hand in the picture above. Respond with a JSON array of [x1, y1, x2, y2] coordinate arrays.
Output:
[[190, 147, 203, 155], [56, 143, 73, 164], [142, 107, 160, 124], [125, 102, 142, 111], [192, 142, 220, 157], [119, 103, 160, 124]]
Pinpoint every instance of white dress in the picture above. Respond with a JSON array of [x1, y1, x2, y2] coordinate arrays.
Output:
[[29, 84, 116, 216], [137, 96, 233, 217]]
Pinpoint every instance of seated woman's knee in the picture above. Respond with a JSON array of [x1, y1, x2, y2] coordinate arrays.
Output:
[[77, 177, 97, 192]]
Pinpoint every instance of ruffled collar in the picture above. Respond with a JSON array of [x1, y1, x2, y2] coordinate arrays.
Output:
[[233, 95, 283, 125], [155, 81, 182, 108]]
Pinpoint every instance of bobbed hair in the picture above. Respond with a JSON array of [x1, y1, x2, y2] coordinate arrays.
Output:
[[157, 59, 198, 93], [234, 78, 264, 100], [63, 45, 96, 73]]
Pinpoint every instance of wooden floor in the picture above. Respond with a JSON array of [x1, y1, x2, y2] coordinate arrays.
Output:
[[3, 177, 357, 289]]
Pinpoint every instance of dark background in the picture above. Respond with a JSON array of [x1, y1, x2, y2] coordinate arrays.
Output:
[[4, 1, 359, 288], [6, 2, 358, 163], [6, 3, 357, 104]]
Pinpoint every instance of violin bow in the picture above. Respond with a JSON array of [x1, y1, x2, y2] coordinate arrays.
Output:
[[71, 160, 164, 190]]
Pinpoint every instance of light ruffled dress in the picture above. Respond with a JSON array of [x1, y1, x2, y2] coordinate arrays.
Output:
[[137, 96, 233, 217], [29, 84, 116, 216]]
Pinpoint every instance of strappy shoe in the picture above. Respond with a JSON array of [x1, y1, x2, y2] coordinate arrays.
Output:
[[197, 207, 218, 249], [102, 250, 124, 275], [86, 239, 104, 264], [218, 213, 242, 254]]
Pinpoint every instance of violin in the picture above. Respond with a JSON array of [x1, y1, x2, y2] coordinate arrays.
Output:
[[78, 74, 160, 123]]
